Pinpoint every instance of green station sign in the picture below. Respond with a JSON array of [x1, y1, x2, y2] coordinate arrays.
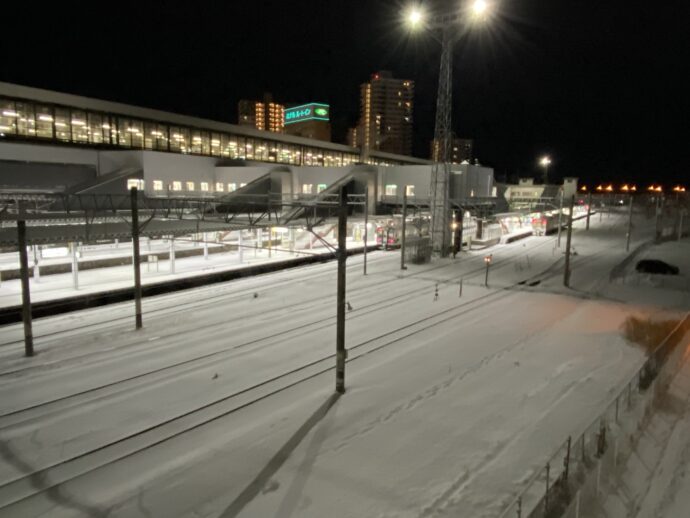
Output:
[[284, 103, 330, 125]]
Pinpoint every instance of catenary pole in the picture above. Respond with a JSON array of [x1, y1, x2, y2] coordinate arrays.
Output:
[[557, 190, 564, 247], [17, 203, 34, 356], [363, 187, 368, 275], [586, 192, 592, 230], [131, 187, 143, 330], [564, 195, 575, 287], [335, 186, 348, 394], [401, 186, 408, 270], [626, 195, 634, 252]]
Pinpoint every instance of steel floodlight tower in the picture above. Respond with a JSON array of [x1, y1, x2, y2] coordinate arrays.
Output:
[[408, 2, 492, 257], [429, 23, 454, 257]]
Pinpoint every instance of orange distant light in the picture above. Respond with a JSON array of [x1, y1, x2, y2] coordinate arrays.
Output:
[[581, 185, 588, 192], [673, 185, 686, 192], [647, 185, 656, 191], [605, 184, 614, 192], [596, 185, 603, 191], [631, 185, 637, 191], [655, 186, 663, 192], [621, 184, 629, 191]]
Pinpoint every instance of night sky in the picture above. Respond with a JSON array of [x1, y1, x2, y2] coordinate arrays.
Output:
[[1, 1, 687, 186]]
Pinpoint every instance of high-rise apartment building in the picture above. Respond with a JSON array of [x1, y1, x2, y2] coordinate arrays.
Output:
[[430, 135, 474, 164], [354, 71, 413, 156], [237, 93, 284, 133]]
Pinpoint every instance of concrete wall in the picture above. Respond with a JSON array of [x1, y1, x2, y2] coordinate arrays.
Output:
[[214, 166, 272, 190], [0, 160, 95, 190], [99, 150, 144, 176], [0, 141, 98, 167], [450, 164, 495, 199], [142, 152, 216, 195], [291, 167, 354, 195], [380, 165, 432, 202]]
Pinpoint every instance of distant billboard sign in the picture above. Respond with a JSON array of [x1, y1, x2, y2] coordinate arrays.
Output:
[[284, 103, 330, 125]]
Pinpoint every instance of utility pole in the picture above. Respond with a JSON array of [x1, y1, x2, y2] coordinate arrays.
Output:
[[586, 192, 592, 230], [564, 195, 575, 287], [169, 237, 176, 273], [626, 195, 634, 252], [484, 254, 492, 287], [401, 186, 408, 271], [457, 209, 464, 254], [131, 187, 143, 330], [335, 186, 348, 394], [679, 209, 686, 241], [17, 203, 34, 357], [557, 190, 564, 247], [363, 187, 369, 275], [655, 195, 664, 243], [71, 242, 79, 290]]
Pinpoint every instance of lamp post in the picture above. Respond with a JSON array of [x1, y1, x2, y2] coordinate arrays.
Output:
[[405, 0, 493, 257], [539, 156, 552, 185]]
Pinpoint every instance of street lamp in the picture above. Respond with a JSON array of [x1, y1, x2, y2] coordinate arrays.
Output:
[[539, 156, 552, 184], [404, 0, 494, 257]]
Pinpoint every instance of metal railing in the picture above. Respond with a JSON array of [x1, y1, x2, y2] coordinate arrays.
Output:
[[498, 312, 690, 518]]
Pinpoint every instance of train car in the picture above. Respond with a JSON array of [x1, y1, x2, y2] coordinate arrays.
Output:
[[531, 212, 562, 236]]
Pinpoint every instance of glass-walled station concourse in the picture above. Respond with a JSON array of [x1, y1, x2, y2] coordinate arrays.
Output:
[[0, 83, 427, 168]]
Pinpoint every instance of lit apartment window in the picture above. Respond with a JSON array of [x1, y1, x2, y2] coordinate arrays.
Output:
[[406, 185, 415, 197], [385, 184, 397, 196], [215, 182, 224, 192], [317, 183, 327, 193], [302, 184, 313, 194], [228, 183, 237, 192], [186, 181, 195, 191], [153, 180, 163, 191], [172, 181, 182, 191], [126, 179, 145, 190], [200, 182, 209, 192]]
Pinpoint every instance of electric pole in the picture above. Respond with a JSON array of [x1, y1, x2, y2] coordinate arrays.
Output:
[[564, 195, 575, 287], [401, 186, 408, 270], [626, 195, 634, 252], [131, 187, 143, 329], [335, 186, 348, 394]]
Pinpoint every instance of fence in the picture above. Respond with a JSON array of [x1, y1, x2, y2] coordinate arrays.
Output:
[[498, 312, 690, 518]]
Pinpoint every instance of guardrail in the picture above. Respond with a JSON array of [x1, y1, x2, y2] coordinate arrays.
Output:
[[498, 312, 690, 518]]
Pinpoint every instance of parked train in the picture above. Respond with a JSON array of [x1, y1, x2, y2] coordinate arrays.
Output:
[[531, 205, 591, 236]]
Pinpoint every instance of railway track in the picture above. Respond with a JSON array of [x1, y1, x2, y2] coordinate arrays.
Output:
[[0, 271, 531, 514]]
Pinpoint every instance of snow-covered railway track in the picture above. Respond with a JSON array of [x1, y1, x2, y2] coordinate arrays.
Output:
[[0, 281, 523, 514], [0, 253, 395, 348]]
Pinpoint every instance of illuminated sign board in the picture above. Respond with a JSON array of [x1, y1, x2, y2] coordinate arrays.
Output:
[[284, 103, 330, 125]]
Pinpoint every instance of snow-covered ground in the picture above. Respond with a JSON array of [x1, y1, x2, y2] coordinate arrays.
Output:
[[0, 210, 686, 518], [572, 237, 690, 518], [0, 238, 360, 308]]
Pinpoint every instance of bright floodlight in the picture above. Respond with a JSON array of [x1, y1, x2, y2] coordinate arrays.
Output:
[[407, 7, 423, 28], [472, 0, 489, 15], [540, 156, 552, 167]]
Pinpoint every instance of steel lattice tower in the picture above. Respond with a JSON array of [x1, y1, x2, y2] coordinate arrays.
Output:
[[429, 25, 454, 257]]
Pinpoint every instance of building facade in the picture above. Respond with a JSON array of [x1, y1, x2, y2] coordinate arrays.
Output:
[[430, 136, 473, 164], [237, 93, 284, 133], [0, 82, 430, 168], [355, 71, 414, 156], [283, 103, 331, 142]]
